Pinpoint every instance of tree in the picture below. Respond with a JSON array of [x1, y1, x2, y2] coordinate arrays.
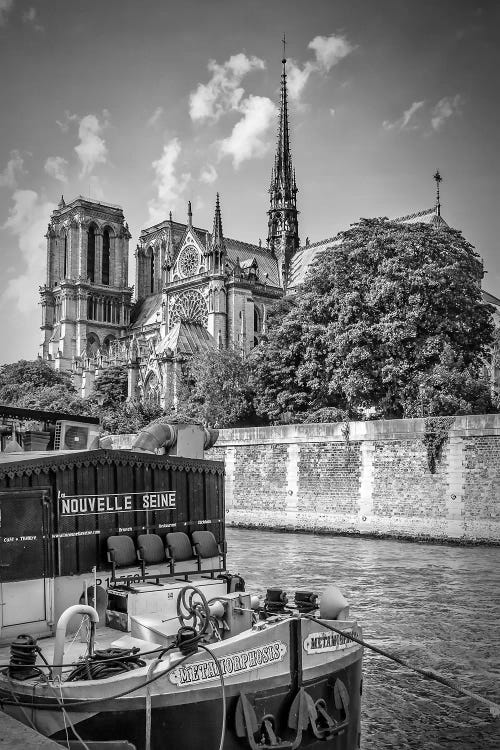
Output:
[[99, 399, 164, 435], [175, 348, 255, 428], [0, 359, 91, 415], [252, 218, 496, 421], [91, 365, 128, 409]]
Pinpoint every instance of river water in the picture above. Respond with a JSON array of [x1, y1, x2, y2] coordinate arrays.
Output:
[[226, 528, 500, 749]]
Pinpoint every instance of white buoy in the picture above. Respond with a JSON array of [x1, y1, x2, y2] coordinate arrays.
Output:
[[320, 585, 350, 620]]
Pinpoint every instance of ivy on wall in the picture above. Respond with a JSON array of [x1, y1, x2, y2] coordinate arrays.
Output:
[[422, 416, 456, 473]]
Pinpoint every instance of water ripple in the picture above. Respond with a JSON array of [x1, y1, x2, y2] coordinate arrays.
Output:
[[227, 528, 500, 749]]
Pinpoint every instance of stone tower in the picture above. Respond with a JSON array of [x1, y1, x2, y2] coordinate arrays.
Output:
[[267, 50, 299, 291], [39, 196, 133, 374], [206, 193, 227, 348]]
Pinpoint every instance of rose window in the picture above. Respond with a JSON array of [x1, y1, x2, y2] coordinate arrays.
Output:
[[168, 290, 208, 329], [178, 246, 199, 278]]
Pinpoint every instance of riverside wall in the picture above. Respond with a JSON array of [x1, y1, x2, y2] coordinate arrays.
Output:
[[207, 415, 500, 543]]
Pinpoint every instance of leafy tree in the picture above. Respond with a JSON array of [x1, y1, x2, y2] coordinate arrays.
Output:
[[0, 359, 91, 415], [100, 399, 164, 435], [174, 348, 255, 428], [90, 365, 128, 409], [252, 218, 495, 421]]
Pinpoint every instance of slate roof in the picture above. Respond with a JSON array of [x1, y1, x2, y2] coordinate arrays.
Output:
[[140, 218, 281, 289], [130, 293, 162, 330], [156, 321, 216, 356]]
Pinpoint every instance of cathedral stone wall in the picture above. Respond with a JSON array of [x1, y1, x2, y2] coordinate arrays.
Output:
[[208, 415, 500, 543]]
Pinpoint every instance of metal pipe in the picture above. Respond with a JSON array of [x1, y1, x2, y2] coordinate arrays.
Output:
[[52, 604, 99, 678]]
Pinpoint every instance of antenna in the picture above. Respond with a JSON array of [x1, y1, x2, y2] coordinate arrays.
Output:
[[282, 33, 286, 63], [434, 170, 442, 217]]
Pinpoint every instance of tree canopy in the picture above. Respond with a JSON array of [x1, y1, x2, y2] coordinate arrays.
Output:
[[175, 348, 255, 428], [251, 218, 496, 421], [0, 359, 91, 415]]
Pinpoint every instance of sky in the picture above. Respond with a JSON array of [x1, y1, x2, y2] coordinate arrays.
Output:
[[0, 0, 499, 364]]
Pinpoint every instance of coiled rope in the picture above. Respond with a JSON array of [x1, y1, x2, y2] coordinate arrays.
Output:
[[304, 614, 500, 718]]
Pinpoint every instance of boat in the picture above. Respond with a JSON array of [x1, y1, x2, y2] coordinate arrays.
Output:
[[0, 416, 363, 749]]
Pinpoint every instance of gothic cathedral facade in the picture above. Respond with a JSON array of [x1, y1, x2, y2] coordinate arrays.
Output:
[[40, 58, 298, 407]]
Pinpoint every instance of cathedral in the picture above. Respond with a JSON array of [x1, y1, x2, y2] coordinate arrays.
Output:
[[39, 55, 500, 406]]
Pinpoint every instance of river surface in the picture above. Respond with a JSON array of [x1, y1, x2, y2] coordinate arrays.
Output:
[[226, 528, 500, 750]]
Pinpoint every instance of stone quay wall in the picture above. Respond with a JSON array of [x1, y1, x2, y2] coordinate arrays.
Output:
[[208, 415, 500, 543]]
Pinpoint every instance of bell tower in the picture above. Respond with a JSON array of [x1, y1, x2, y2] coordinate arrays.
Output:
[[267, 37, 299, 292], [39, 195, 133, 372]]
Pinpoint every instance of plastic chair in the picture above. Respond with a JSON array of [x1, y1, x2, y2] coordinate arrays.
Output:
[[191, 530, 226, 577], [165, 532, 196, 578], [137, 533, 165, 577], [107, 535, 137, 580]]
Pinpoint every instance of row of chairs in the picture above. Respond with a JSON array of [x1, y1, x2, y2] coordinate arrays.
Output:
[[106, 530, 226, 583]]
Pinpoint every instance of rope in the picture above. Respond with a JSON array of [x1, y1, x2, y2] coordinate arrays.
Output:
[[304, 614, 500, 718], [198, 644, 226, 750]]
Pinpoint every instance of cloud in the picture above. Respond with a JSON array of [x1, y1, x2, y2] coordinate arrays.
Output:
[[189, 53, 265, 122], [286, 60, 316, 102], [383, 100, 425, 131], [22, 6, 43, 31], [0, 149, 26, 188], [2, 190, 56, 314], [148, 138, 190, 223], [147, 106, 164, 128], [56, 110, 78, 133], [0, 0, 13, 26], [218, 95, 277, 169], [431, 94, 464, 131], [284, 33, 355, 104], [308, 34, 355, 72], [74, 112, 109, 177], [199, 164, 218, 184], [44, 156, 68, 183]]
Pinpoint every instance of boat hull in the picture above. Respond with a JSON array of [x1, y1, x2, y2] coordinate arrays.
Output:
[[1, 617, 363, 750]]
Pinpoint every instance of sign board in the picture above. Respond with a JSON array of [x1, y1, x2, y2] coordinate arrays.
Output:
[[169, 641, 287, 686], [58, 490, 176, 517], [303, 628, 359, 654]]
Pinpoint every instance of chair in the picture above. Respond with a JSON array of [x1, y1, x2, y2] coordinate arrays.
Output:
[[137, 533, 165, 577], [191, 530, 226, 577], [107, 535, 137, 581], [165, 532, 196, 579]]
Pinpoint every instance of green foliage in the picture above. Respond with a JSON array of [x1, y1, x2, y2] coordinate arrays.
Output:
[[100, 399, 164, 435], [422, 416, 456, 473], [90, 365, 128, 409], [0, 359, 91, 415], [175, 348, 254, 428], [252, 219, 495, 422]]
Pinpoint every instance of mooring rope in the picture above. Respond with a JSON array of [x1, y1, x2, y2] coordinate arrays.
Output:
[[304, 614, 500, 717]]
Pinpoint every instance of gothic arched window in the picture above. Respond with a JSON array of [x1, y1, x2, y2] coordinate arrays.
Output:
[[144, 373, 160, 405], [63, 234, 68, 278], [102, 229, 110, 285], [87, 226, 96, 282]]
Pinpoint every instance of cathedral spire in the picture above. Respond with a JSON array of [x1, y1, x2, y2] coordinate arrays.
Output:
[[210, 193, 226, 274], [267, 38, 299, 290], [434, 169, 442, 217]]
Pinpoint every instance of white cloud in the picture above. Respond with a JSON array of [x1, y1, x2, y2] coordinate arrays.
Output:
[[147, 106, 164, 128], [189, 53, 265, 122], [22, 6, 43, 31], [148, 138, 190, 223], [44, 156, 68, 183], [56, 110, 78, 133], [383, 100, 425, 131], [74, 112, 109, 177], [431, 94, 464, 131], [199, 164, 218, 184], [308, 34, 355, 72], [0, 0, 13, 26], [284, 33, 355, 104], [329, 108, 336, 117], [2, 190, 56, 314], [286, 60, 316, 102], [218, 95, 277, 169], [0, 149, 26, 188]]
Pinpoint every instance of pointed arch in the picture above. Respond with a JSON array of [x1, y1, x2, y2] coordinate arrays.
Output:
[[102, 227, 111, 285], [87, 223, 97, 282]]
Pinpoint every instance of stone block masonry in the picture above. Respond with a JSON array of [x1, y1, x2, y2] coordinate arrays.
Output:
[[209, 415, 500, 544]]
